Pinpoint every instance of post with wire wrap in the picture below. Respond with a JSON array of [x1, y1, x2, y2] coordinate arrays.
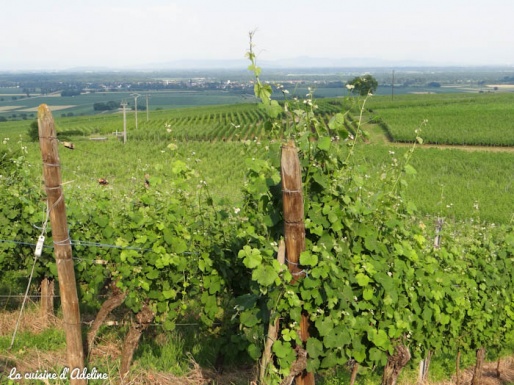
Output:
[[38, 103, 86, 385], [281, 140, 314, 385]]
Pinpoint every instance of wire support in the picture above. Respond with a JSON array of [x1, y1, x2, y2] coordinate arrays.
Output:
[[9, 250, 40, 350], [53, 237, 71, 246], [0, 238, 201, 259], [45, 185, 62, 191]]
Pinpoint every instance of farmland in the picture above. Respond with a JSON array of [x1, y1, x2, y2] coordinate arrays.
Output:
[[368, 92, 514, 146], [1, 86, 514, 384], [2, 91, 512, 223], [2, 65, 513, 122]]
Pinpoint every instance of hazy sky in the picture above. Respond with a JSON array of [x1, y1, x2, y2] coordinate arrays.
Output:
[[1, 0, 513, 70]]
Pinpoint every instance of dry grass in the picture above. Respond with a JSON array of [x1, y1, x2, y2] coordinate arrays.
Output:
[[120, 361, 255, 385], [0, 305, 61, 336], [2, 308, 514, 385], [1, 308, 254, 384], [17, 105, 76, 112], [400, 357, 514, 385]]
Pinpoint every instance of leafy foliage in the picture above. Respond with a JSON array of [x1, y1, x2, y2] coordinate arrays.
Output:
[[27, 120, 39, 142], [347, 74, 379, 96], [233, 36, 514, 384], [0, 139, 49, 292]]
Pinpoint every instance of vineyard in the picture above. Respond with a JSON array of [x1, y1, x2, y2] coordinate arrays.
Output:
[[367, 93, 514, 146], [1, 66, 514, 385]]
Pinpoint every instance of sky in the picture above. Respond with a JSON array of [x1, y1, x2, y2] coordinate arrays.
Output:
[[1, 0, 513, 70]]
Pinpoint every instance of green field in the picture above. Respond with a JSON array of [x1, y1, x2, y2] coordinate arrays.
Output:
[[368, 92, 514, 146], [0, 90, 261, 119], [2, 93, 513, 224], [0, 83, 475, 122]]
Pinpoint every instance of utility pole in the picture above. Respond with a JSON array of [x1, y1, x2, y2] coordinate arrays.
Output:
[[121, 100, 128, 144], [145, 94, 150, 122], [131, 93, 141, 130], [392, 70, 395, 101]]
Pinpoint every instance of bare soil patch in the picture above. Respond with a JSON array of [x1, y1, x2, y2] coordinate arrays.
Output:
[[390, 142, 514, 153], [0, 106, 23, 112], [486, 84, 514, 91], [17, 105, 76, 112]]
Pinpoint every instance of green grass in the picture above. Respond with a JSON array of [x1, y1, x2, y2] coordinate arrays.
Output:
[[351, 143, 514, 224], [0, 327, 66, 353]]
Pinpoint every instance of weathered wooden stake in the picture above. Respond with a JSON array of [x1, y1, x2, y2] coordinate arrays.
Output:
[[40, 277, 55, 325], [416, 219, 443, 384], [349, 362, 359, 385], [417, 351, 431, 385], [281, 140, 314, 385], [38, 104, 86, 385]]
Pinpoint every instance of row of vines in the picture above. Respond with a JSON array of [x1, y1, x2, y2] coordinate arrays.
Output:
[[1, 50, 514, 384], [368, 92, 514, 146], [48, 98, 348, 144]]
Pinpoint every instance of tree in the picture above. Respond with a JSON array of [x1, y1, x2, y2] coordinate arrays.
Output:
[[61, 88, 82, 97], [27, 120, 39, 141], [347, 74, 378, 96], [94, 101, 120, 111]]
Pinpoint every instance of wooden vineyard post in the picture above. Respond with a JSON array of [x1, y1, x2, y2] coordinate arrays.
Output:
[[281, 140, 315, 385], [40, 277, 55, 325], [38, 104, 86, 385]]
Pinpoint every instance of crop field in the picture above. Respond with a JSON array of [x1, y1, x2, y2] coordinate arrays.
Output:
[[0, 87, 349, 121], [134, 103, 270, 142], [0, 82, 476, 122], [2, 93, 513, 223], [1, 91, 514, 385], [0, 90, 259, 120], [351, 143, 514, 224], [368, 92, 514, 146]]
